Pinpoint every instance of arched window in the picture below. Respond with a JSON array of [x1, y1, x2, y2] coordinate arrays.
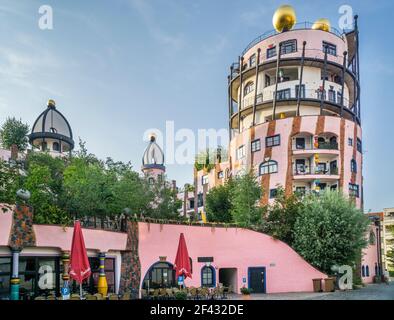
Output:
[[148, 177, 155, 185], [142, 262, 176, 289], [361, 265, 365, 277], [366, 265, 370, 277], [243, 82, 254, 96], [53, 142, 60, 152], [259, 160, 278, 175], [351, 159, 357, 173], [201, 266, 215, 287]]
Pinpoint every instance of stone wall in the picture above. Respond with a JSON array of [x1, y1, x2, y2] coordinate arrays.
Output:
[[119, 220, 141, 298], [8, 204, 36, 251]]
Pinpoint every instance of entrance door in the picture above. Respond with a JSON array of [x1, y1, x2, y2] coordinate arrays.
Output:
[[248, 267, 266, 294]]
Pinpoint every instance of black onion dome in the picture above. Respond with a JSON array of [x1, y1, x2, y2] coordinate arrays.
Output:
[[142, 135, 165, 170], [29, 99, 74, 150]]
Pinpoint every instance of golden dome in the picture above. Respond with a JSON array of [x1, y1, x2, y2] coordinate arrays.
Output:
[[312, 18, 331, 32], [272, 5, 297, 33], [47, 99, 56, 108]]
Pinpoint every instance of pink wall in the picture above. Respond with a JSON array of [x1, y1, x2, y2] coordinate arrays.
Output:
[[138, 222, 326, 293], [0, 205, 13, 245], [361, 226, 379, 284]]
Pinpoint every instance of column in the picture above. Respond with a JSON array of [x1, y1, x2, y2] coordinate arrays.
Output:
[[97, 252, 108, 297], [10, 250, 20, 300]]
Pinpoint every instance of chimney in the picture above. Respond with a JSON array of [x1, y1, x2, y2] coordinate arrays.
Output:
[[10, 144, 18, 161]]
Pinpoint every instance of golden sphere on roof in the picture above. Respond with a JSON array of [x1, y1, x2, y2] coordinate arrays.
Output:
[[47, 99, 56, 108], [312, 18, 331, 32], [272, 5, 297, 33]]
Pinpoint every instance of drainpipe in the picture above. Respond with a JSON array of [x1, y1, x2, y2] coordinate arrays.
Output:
[[296, 41, 307, 116], [354, 15, 361, 123], [238, 57, 244, 133], [252, 48, 261, 126], [272, 43, 282, 120], [228, 74, 232, 140], [340, 51, 348, 117], [320, 45, 328, 115]]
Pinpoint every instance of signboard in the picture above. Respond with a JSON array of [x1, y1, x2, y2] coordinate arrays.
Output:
[[242, 277, 247, 283], [177, 275, 184, 286], [61, 286, 70, 300], [197, 257, 214, 263]]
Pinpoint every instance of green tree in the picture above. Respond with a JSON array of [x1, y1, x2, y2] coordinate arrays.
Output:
[[261, 187, 303, 245], [205, 181, 234, 223], [0, 159, 22, 204], [230, 171, 263, 227], [23, 164, 69, 225], [0, 117, 30, 151], [293, 190, 370, 274]]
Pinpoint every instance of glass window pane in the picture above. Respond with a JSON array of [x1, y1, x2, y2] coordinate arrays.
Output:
[[0, 257, 11, 274]]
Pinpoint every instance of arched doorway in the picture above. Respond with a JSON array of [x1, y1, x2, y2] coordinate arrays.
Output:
[[142, 262, 176, 290]]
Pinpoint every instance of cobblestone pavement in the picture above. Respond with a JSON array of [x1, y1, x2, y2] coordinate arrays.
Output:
[[228, 282, 394, 300]]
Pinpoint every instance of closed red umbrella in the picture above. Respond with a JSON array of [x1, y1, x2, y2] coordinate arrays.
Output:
[[174, 233, 192, 280], [69, 221, 91, 294]]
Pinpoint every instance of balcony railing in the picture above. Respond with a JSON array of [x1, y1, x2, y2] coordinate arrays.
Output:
[[238, 88, 351, 112], [242, 22, 344, 55], [293, 166, 338, 176]]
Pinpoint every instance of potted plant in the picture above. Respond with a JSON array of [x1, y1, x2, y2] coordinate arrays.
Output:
[[175, 291, 187, 300], [240, 287, 252, 300]]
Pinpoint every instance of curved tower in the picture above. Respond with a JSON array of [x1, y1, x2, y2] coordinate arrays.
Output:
[[29, 99, 74, 155], [142, 135, 165, 181], [227, 7, 362, 207]]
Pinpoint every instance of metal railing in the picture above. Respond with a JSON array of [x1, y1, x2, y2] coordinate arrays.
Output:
[[293, 165, 339, 176], [242, 22, 344, 55]]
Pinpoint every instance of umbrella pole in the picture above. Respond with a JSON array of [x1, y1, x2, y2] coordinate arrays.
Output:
[[80, 283, 83, 300]]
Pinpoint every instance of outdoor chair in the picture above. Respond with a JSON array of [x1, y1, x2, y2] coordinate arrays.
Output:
[[94, 293, 103, 300], [85, 294, 97, 300], [210, 287, 219, 300], [140, 289, 148, 299], [166, 289, 174, 300], [159, 288, 167, 299], [199, 287, 209, 299], [47, 295, 57, 300], [121, 293, 131, 300], [152, 289, 160, 300], [70, 294, 80, 300], [34, 296, 46, 300], [218, 287, 225, 299], [190, 287, 199, 300], [108, 294, 119, 300]]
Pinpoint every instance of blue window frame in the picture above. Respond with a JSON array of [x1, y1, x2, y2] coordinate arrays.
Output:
[[201, 266, 215, 287]]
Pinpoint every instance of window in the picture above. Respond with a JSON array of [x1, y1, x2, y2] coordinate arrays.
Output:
[[328, 88, 336, 103], [142, 262, 176, 290], [295, 137, 306, 149], [295, 186, 306, 195], [267, 46, 276, 59], [202, 175, 209, 185], [237, 145, 245, 160], [259, 160, 278, 175], [269, 189, 278, 199], [356, 138, 362, 153], [225, 168, 230, 179], [265, 75, 271, 87], [244, 82, 254, 96], [316, 163, 327, 174], [251, 139, 261, 152], [361, 265, 365, 277], [349, 183, 359, 198], [348, 138, 353, 146], [280, 39, 297, 54], [351, 159, 357, 173], [148, 177, 155, 185], [266, 135, 280, 147], [52, 142, 60, 152], [295, 84, 305, 99], [189, 199, 195, 209], [321, 69, 329, 81], [369, 230, 376, 245], [249, 54, 256, 67], [365, 265, 370, 277], [0, 257, 11, 300], [276, 88, 291, 100], [201, 266, 215, 287], [217, 171, 224, 179], [323, 41, 337, 56], [197, 193, 203, 207]]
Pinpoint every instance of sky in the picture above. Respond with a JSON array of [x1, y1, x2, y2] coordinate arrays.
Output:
[[0, 0, 393, 212]]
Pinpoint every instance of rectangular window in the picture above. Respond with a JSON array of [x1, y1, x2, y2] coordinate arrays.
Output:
[[189, 199, 194, 209], [349, 183, 360, 198], [337, 91, 343, 104], [280, 39, 297, 55], [269, 189, 278, 199], [265, 75, 271, 87], [0, 257, 11, 300], [266, 135, 280, 147], [249, 54, 256, 67], [237, 145, 245, 160], [295, 186, 306, 195], [295, 137, 306, 149], [351, 159, 357, 173], [328, 88, 336, 103], [316, 163, 327, 174], [251, 139, 261, 152], [295, 84, 305, 99], [276, 88, 291, 100], [267, 46, 276, 59], [356, 138, 362, 153], [217, 171, 224, 179], [348, 138, 353, 146], [202, 175, 209, 185], [323, 41, 337, 56]]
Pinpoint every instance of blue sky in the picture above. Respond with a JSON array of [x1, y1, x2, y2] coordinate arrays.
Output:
[[0, 0, 393, 212]]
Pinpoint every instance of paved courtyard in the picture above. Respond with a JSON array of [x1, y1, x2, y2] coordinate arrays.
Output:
[[229, 282, 394, 300]]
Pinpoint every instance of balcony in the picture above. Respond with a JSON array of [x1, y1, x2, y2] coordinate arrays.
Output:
[[293, 165, 339, 181]]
